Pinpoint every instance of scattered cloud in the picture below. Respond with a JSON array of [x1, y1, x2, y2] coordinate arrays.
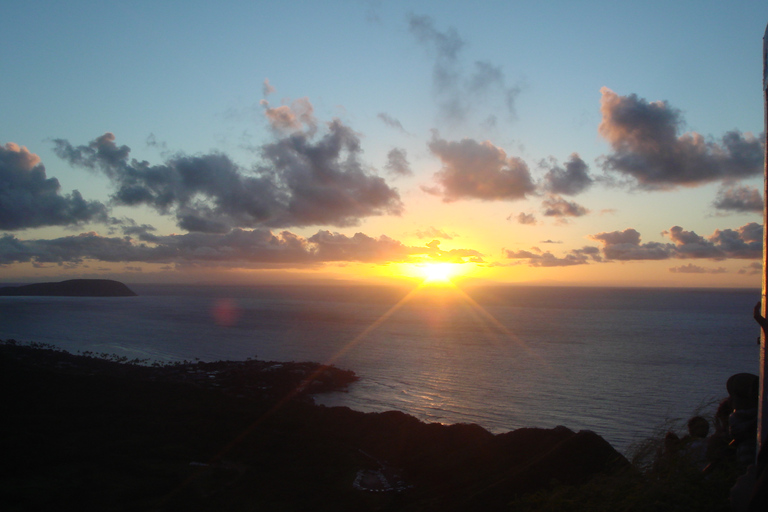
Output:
[[541, 153, 593, 195], [669, 263, 727, 274], [384, 148, 413, 177], [53, 104, 404, 233], [262, 78, 276, 97], [590, 228, 672, 260], [407, 14, 520, 124], [0, 142, 108, 230], [411, 227, 454, 240], [507, 222, 761, 267], [598, 87, 763, 189], [512, 212, 537, 225], [261, 97, 317, 135], [712, 185, 763, 213], [505, 245, 601, 267], [708, 222, 763, 259], [426, 133, 535, 202], [0, 229, 483, 268], [541, 195, 589, 219], [590, 222, 761, 261], [739, 262, 762, 275], [377, 113, 407, 133]]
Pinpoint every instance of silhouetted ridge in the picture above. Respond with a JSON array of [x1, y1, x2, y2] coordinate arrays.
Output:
[[0, 279, 137, 297]]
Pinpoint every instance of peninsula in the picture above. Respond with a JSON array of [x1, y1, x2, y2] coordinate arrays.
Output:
[[0, 279, 136, 297], [0, 339, 742, 511]]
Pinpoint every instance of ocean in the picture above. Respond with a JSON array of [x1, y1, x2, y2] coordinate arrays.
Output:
[[0, 283, 761, 454]]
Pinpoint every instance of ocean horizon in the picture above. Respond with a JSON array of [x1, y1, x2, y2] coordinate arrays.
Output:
[[0, 283, 761, 453]]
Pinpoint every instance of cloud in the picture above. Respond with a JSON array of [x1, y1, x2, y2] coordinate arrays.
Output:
[[590, 228, 674, 260], [713, 185, 763, 213], [0, 229, 484, 268], [377, 113, 406, 133], [53, 112, 403, 233], [662, 226, 724, 259], [739, 262, 762, 275], [262, 78, 275, 97], [411, 227, 454, 240], [598, 87, 763, 188], [669, 263, 727, 274], [708, 222, 763, 259], [0, 142, 108, 230], [384, 148, 413, 177], [508, 222, 761, 268], [541, 153, 593, 195], [504, 245, 600, 267], [427, 133, 535, 202], [261, 97, 317, 134], [407, 14, 520, 123], [541, 195, 589, 219], [590, 222, 762, 261], [421, 239, 484, 263], [512, 212, 537, 225]]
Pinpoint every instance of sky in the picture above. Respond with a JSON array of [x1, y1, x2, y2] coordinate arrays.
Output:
[[1, 0, 767, 288]]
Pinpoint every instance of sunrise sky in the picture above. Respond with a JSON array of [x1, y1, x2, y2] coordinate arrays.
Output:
[[1, 1, 767, 287]]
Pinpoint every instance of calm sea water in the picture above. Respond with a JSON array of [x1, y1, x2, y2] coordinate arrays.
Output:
[[0, 283, 761, 453]]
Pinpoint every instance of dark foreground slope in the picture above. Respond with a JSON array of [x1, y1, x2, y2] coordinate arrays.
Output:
[[0, 341, 655, 511], [0, 279, 137, 297]]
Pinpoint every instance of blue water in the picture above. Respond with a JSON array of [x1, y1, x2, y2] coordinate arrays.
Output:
[[0, 283, 760, 453]]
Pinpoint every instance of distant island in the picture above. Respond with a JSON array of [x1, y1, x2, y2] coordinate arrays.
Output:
[[0, 279, 137, 297]]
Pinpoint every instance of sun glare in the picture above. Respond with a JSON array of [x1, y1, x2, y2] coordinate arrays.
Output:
[[419, 263, 457, 284]]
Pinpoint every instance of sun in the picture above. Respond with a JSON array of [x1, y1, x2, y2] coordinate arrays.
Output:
[[419, 263, 458, 285]]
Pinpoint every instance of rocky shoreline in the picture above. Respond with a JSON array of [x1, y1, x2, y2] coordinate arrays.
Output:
[[0, 339, 736, 511]]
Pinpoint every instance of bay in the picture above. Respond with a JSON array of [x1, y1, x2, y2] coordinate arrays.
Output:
[[0, 283, 760, 454]]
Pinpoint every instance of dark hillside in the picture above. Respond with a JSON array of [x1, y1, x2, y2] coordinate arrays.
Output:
[[0, 279, 137, 297]]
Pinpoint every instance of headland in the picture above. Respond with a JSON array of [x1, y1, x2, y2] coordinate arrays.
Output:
[[0, 339, 743, 511]]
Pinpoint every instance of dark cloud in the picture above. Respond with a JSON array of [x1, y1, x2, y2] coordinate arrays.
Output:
[[541, 153, 593, 195], [541, 195, 589, 219], [0, 142, 108, 230], [407, 14, 520, 123], [590, 222, 761, 261], [504, 245, 600, 267], [427, 134, 535, 202], [512, 212, 537, 225], [713, 185, 763, 213], [119, 222, 159, 242], [662, 226, 724, 259], [739, 262, 762, 275], [53, 111, 403, 233], [598, 87, 763, 188], [384, 148, 412, 177], [377, 113, 406, 133], [508, 222, 761, 268], [0, 229, 483, 268], [669, 263, 727, 274], [590, 228, 676, 260], [708, 222, 762, 259], [145, 133, 167, 151]]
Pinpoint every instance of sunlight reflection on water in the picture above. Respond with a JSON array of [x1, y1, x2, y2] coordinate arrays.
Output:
[[0, 284, 760, 453]]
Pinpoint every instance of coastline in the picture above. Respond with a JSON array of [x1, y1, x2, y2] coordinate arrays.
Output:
[[0, 339, 740, 511]]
